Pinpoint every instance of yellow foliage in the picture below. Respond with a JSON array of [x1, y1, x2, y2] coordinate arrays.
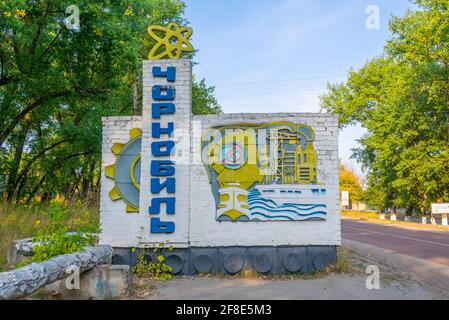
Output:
[[339, 163, 364, 202], [124, 7, 134, 16], [51, 195, 65, 204], [15, 9, 26, 17]]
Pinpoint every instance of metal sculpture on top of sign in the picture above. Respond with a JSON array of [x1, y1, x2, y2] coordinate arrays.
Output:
[[147, 22, 194, 60], [201, 122, 328, 222]]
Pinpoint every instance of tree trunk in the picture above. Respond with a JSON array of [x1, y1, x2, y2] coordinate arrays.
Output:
[[446, 71, 449, 142], [69, 169, 82, 200], [132, 81, 138, 115], [14, 176, 28, 204], [40, 192, 49, 204], [25, 174, 46, 204], [9, 139, 69, 200], [81, 161, 95, 199], [6, 120, 30, 202]]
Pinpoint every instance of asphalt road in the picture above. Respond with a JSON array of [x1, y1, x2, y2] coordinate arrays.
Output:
[[342, 219, 449, 267]]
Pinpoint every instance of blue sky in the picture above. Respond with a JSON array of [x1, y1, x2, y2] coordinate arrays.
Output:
[[184, 0, 415, 177]]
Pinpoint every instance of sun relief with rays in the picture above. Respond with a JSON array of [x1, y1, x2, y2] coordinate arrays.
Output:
[[105, 128, 142, 213]]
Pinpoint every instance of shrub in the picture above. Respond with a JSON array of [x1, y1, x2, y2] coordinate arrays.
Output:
[[132, 244, 174, 281], [32, 204, 99, 262]]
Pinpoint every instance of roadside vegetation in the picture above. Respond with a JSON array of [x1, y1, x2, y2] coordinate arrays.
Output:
[[0, 201, 99, 271], [341, 210, 449, 231]]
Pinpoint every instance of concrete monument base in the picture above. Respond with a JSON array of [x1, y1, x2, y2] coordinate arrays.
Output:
[[113, 246, 337, 275]]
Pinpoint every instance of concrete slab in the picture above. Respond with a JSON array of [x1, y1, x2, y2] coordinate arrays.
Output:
[[46, 265, 131, 300]]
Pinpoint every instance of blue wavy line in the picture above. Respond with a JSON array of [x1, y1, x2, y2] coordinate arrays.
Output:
[[283, 204, 327, 210], [248, 196, 326, 207], [251, 213, 295, 221], [248, 200, 326, 211], [251, 212, 326, 221], [248, 198, 279, 207], [249, 206, 327, 216]]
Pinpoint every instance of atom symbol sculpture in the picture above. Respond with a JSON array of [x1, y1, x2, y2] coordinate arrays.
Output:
[[147, 22, 194, 60]]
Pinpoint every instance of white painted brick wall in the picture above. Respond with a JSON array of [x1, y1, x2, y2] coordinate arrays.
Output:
[[189, 114, 341, 247], [99, 117, 143, 247], [100, 60, 341, 248]]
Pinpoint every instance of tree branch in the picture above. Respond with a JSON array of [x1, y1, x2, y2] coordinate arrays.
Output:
[[0, 91, 72, 147], [29, 2, 50, 58], [9, 139, 71, 199], [0, 87, 107, 147], [0, 46, 12, 87], [36, 28, 63, 63], [0, 47, 4, 80], [119, 96, 142, 114]]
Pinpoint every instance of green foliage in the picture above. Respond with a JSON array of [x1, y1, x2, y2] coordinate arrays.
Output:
[[31, 204, 99, 262], [0, 0, 221, 205], [321, 1, 449, 214], [132, 244, 174, 281], [0, 202, 99, 269], [192, 78, 222, 115]]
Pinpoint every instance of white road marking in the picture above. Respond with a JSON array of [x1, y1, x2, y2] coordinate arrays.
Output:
[[343, 225, 449, 248]]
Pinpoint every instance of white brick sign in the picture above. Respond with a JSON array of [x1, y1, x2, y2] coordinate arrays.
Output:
[[99, 59, 341, 275]]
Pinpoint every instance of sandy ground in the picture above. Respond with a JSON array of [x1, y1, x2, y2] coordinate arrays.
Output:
[[132, 247, 446, 300], [143, 275, 433, 300]]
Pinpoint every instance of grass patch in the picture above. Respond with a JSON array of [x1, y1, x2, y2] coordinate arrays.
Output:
[[0, 201, 99, 271], [341, 210, 380, 220], [25, 289, 62, 300]]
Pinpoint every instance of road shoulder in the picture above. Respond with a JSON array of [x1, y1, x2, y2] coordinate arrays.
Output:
[[343, 239, 449, 299]]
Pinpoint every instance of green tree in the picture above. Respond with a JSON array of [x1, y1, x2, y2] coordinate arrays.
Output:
[[192, 78, 222, 115], [321, 0, 449, 216], [0, 0, 221, 204]]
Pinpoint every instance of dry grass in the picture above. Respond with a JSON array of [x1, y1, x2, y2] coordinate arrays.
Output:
[[342, 210, 381, 220], [131, 275, 157, 299], [0, 202, 99, 271], [334, 247, 363, 274], [24, 290, 62, 300], [342, 210, 449, 232]]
